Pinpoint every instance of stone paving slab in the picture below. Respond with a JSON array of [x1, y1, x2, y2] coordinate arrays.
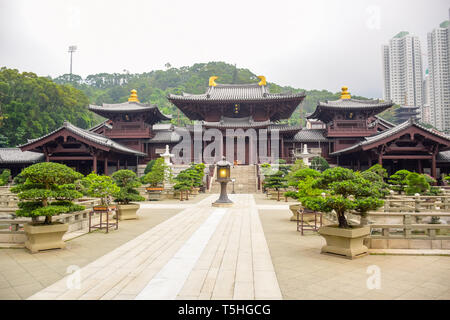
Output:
[[257, 197, 450, 300], [28, 194, 282, 300]]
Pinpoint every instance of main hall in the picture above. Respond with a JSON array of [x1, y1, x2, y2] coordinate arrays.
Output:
[[2, 76, 450, 179]]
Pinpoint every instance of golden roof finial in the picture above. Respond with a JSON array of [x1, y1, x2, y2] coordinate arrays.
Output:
[[257, 76, 267, 86], [341, 86, 351, 99], [128, 89, 139, 102], [209, 76, 218, 87]]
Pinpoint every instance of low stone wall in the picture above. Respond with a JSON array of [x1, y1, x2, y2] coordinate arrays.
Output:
[[0, 198, 102, 247]]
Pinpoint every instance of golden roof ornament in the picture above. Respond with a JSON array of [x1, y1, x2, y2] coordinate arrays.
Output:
[[128, 89, 139, 102], [209, 76, 218, 87], [257, 76, 267, 86], [341, 86, 351, 99]]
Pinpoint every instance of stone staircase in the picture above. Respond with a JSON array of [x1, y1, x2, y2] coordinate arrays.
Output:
[[210, 165, 258, 194]]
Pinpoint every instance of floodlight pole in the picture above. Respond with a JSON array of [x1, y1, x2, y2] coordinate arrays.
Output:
[[68, 45, 77, 79]]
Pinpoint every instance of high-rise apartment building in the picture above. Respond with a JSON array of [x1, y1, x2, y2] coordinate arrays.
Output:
[[382, 32, 424, 109], [427, 11, 450, 132]]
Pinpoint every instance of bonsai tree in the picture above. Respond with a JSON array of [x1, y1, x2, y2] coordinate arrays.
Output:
[[388, 170, 411, 194], [304, 167, 384, 228], [287, 167, 321, 187], [11, 162, 84, 225], [264, 170, 288, 201], [142, 158, 167, 187], [364, 164, 388, 180], [111, 170, 145, 205], [81, 172, 120, 206], [143, 159, 156, 175], [405, 172, 430, 195], [191, 163, 206, 189], [0, 169, 11, 186], [173, 170, 194, 200], [310, 156, 330, 172]]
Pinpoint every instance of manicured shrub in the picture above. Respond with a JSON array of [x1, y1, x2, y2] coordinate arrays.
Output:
[[81, 173, 120, 206], [11, 163, 84, 224], [111, 170, 145, 204], [0, 169, 11, 186], [310, 156, 330, 172], [142, 158, 168, 187]]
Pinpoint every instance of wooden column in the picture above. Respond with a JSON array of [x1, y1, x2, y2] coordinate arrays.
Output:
[[93, 154, 97, 173], [418, 159, 422, 173], [378, 153, 383, 166], [117, 159, 120, 171], [104, 157, 108, 175], [125, 159, 128, 170], [432, 155, 437, 178], [281, 136, 284, 162]]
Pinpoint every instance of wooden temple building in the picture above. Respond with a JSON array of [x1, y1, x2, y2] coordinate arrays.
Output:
[[2, 76, 450, 179]]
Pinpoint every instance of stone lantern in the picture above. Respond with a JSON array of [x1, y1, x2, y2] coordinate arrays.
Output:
[[212, 157, 233, 207]]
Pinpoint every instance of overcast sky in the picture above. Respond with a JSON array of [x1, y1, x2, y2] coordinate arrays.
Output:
[[1, 0, 449, 98]]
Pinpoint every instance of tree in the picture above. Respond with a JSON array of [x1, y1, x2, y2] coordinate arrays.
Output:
[[303, 167, 384, 228], [11, 163, 84, 224], [111, 170, 145, 204], [364, 164, 388, 180], [0, 169, 11, 186], [143, 159, 156, 175], [388, 170, 411, 194], [81, 173, 120, 206], [173, 169, 195, 200], [310, 156, 330, 172], [405, 172, 430, 195], [142, 158, 167, 187], [264, 170, 288, 201]]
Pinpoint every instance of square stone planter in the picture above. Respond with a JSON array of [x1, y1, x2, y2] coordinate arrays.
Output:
[[318, 225, 370, 259], [117, 203, 140, 220], [24, 222, 69, 253]]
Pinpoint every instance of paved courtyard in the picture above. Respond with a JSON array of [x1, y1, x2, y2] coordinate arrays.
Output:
[[0, 193, 449, 300]]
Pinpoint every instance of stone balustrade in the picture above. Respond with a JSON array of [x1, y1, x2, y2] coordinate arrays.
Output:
[[0, 198, 102, 246], [365, 212, 450, 249]]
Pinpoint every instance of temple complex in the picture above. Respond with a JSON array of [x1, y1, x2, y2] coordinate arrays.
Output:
[[1, 77, 450, 178]]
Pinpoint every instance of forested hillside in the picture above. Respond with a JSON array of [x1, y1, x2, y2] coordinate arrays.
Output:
[[53, 62, 377, 127], [0, 67, 101, 147], [0, 62, 398, 147]]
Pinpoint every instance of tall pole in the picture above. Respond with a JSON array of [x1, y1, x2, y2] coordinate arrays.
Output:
[[68, 45, 77, 80]]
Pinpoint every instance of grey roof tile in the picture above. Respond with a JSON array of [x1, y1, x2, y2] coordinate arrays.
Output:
[[288, 129, 328, 142], [21, 121, 146, 156], [0, 148, 44, 164]]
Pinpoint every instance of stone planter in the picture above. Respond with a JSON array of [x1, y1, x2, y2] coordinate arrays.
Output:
[[318, 225, 370, 259], [24, 222, 69, 253], [117, 203, 140, 220], [146, 187, 164, 201]]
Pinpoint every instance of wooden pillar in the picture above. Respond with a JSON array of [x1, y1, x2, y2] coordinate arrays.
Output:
[[378, 153, 382, 166], [357, 156, 361, 171], [432, 155, 437, 178], [117, 159, 120, 171], [281, 136, 284, 162], [93, 154, 97, 173], [125, 159, 128, 170], [418, 159, 422, 173], [104, 157, 108, 175]]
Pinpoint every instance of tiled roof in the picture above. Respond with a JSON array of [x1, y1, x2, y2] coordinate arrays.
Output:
[[437, 151, 450, 162], [147, 130, 181, 144], [287, 129, 328, 142], [21, 121, 146, 156], [308, 98, 394, 122], [89, 102, 171, 122], [168, 84, 306, 102], [374, 116, 396, 129], [89, 120, 112, 132], [330, 119, 450, 156], [0, 148, 44, 164]]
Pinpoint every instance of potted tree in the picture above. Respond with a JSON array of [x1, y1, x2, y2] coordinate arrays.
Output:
[[190, 163, 206, 195], [286, 168, 322, 221], [81, 173, 119, 212], [388, 170, 411, 194], [142, 158, 167, 200], [112, 170, 145, 220], [264, 170, 288, 201], [303, 167, 385, 259], [173, 170, 194, 201], [11, 162, 84, 253]]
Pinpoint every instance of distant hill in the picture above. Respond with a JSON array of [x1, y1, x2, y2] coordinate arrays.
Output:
[[0, 62, 398, 147], [53, 61, 374, 127]]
